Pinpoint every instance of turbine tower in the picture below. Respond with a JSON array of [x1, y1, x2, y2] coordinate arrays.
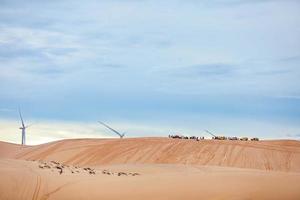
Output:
[[98, 121, 125, 139], [18, 108, 32, 145]]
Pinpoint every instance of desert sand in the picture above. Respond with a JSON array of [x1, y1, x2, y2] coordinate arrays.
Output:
[[0, 137, 300, 200]]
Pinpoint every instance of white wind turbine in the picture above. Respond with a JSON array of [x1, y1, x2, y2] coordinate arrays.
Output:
[[18, 108, 33, 145], [98, 121, 125, 139]]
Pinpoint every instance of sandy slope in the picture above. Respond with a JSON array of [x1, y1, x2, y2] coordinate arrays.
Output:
[[1, 158, 300, 200], [0, 141, 27, 158], [1, 138, 300, 200], [5, 138, 300, 172]]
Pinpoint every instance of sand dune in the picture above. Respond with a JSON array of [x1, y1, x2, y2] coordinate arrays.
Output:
[[1, 138, 300, 200], [1, 158, 300, 200], [0, 141, 27, 158], [5, 138, 300, 172]]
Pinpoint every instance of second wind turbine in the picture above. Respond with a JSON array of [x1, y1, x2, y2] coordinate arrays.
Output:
[[98, 121, 125, 139]]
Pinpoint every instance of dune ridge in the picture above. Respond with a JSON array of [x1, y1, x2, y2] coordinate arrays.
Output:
[[1, 138, 300, 200], [2, 138, 300, 172]]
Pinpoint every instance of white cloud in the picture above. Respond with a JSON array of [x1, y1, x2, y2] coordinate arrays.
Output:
[[0, 0, 299, 140], [0, 27, 78, 49], [0, 119, 109, 145]]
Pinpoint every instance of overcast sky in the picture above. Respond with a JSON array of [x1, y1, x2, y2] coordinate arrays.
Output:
[[0, 0, 300, 144]]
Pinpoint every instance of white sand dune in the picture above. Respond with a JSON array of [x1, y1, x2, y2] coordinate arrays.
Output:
[[1, 138, 300, 199]]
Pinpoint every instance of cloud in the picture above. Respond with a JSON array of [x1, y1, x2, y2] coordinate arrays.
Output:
[[0, 0, 299, 142], [278, 55, 300, 63], [0, 26, 91, 69], [254, 69, 291, 76], [0, 119, 111, 145], [176, 63, 236, 77], [0, 119, 176, 145], [1, 116, 300, 145], [286, 133, 300, 138], [274, 95, 300, 100], [186, 0, 298, 7], [0, 27, 79, 49], [0, 108, 15, 113]]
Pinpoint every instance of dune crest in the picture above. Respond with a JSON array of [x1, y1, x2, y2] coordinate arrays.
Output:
[[3, 138, 300, 172], [1, 138, 300, 200]]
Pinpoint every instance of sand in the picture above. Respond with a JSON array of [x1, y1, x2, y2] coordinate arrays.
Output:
[[0, 138, 300, 199]]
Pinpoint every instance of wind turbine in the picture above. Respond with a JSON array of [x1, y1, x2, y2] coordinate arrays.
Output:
[[18, 108, 32, 145], [204, 130, 226, 140], [204, 130, 217, 138], [98, 121, 125, 139]]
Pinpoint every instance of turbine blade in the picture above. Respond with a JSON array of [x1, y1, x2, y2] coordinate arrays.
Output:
[[25, 123, 34, 128], [18, 107, 25, 128], [98, 121, 122, 137], [205, 130, 216, 137]]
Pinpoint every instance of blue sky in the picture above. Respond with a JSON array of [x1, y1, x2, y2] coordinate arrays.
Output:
[[0, 0, 300, 144]]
